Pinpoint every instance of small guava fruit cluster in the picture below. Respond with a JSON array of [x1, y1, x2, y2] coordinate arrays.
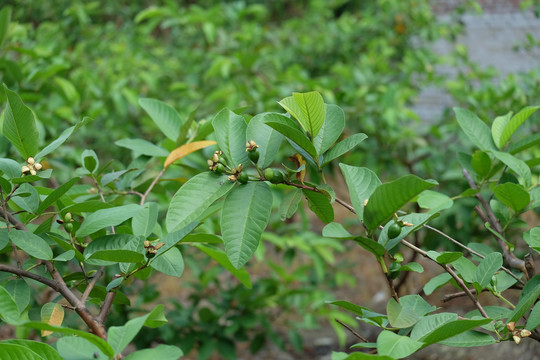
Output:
[[57, 212, 75, 234], [207, 141, 286, 185], [506, 322, 531, 344], [21, 157, 43, 176]]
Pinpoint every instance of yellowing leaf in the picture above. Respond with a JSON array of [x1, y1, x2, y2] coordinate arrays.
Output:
[[41, 302, 64, 336], [289, 153, 306, 184], [164, 140, 216, 169]]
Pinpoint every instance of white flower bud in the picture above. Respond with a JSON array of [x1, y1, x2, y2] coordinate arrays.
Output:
[[34, 163, 42, 170], [27, 157, 35, 165]]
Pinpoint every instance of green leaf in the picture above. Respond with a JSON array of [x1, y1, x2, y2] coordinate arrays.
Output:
[[123, 345, 183, 360], [451, 257, 477, 283], [364, 175, 438, 231], [438, 330, 495, 347], [339, 164, 381, 222], [313, 104, 345, 155], [11, 169, 52, 184], [386, 298, 419, 328], [465, 306, 512, 321], [355, 236, 386, 256], [246, 113, 283, 168], [12, 183, 39, 214], [376, 330, 423, 359], [507, 274, 540, 323], [1, 340, 62, 360], [322, 222, 355, 239], [212, 108, 248, 166], [2, 85, 39, 159], [194, 244, 252, 288], [22, 322, 114, 357], [411, 313, 492, 347], [278, 92, 324, 139], [222, 182, 272, 269], [108, 305, 166, 355], [62, 200, 114, 215], [292, 91, 325, 138], [166, 172, 234, 232], [279, 188, 302, 221], [493, 183, 530, 213], [56, 336, 107, 360], [526, 301, 540, 331], [436, 252, 462, 265], [454, 107, 496, 151], [508, 133, 540, 155], [84, 234, 144, 263], [81, 149, 98, 174], [0, 6, 12, 49], [497, 106, 540, 149], [329, 300, 370, 317], [491, 150, 531, 187], [106, 277, 124, 292], [334, 353, 394, 360], [263, 113, 318, 159], [37, 177, 80, 215], [5, 279, 30, 313], [0, 344, 45, 360], [101, 169, 136, 187], [399, 295, 437, 317], [471, 150, 492, 178], [0, 285, 21, 324], [35, 117, 93, 160], [139, 98, 183, 141], [132, 202, 158, 238], [474, 252, 503, 289], [150, 246, 184, 277], [76, 204, 142, 237], [10, 230, 53, 260], [158, 222, 199, 255], [303, 189, 334, 224], [423, 273, 452, 295], [417, 190, 453, 214], [0, 158, 22, 178], [322, 133, 367, 167], [491, 111, 513, 149], [115, 138, 169, 158]]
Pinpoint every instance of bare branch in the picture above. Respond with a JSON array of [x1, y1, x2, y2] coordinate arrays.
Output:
[[335, 318, 368, 343]]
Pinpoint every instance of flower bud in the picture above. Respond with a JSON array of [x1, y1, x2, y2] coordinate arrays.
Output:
[[154, 242, 165, 250], [64, 212, 73, 222], [212, 153, 220, 163], [506, 322, 515, 332], [22, 165, 30, 173], [207, 159, 214, 167], [34, 163, 43, 170], [27, 157, 35, 165], [30, 169, 37, 176], [144, 240, 151, 248], [228, 175, 237, 181], [521, 329, 531, 338], [146, 250, 156, 259], [513, 335, 521, 344]]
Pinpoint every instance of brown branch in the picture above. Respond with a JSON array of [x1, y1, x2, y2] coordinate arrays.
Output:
[[462, 169, 528, 276], [335, 318, 368, 343], [0, 263, 59, 289], [400, 239, 488, 318], [424, 224, 525, 286], [81, 267, 105, 304], [41, 261, 107, 339], [96, 291, 116, 325]]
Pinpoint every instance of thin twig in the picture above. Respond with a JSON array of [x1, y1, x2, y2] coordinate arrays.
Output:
[[462, 169, 527, 275], [400, 239, 489, 318], [81, 267, 105, 304], [335, 318, 368, 343], [140, 168, 165, 206], [424, 224, 525, 285]]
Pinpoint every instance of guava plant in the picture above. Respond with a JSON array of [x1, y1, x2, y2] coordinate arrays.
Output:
[[1, 82, 540, 360]]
